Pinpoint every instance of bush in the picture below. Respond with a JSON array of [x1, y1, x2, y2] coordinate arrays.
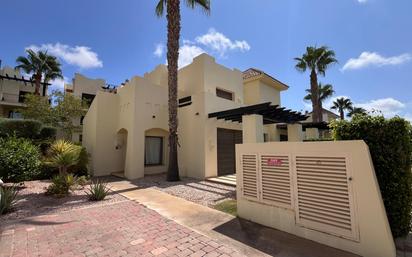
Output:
[[68, 146, 89, 176], [0, 119, 42, 139], [0, 137, 42, 182], [46, 174, 76, 197], [0, 186, 18, 214], [45, 140, 81, 175], [39, 126, 57, 140], [86, 180, 110, 201], [331, 115, 412, 238]]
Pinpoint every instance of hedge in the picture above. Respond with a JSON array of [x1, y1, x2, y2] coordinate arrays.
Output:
[[0, 136, 42, 182], [0, 119, 56, 140], [0, 119, 42, 139], [330, 115, 412, 238]]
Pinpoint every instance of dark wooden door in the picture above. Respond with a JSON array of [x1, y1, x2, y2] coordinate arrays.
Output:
[[217, 128, 242, 176]]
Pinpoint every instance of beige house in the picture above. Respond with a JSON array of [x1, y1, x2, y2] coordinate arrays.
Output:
[[64, 73, 115, 142], [83, 54, 307, 180], [0, 66, 48, 118]]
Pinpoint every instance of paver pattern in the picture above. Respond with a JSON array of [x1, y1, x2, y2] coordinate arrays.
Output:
[[0, 200, 243, 257]]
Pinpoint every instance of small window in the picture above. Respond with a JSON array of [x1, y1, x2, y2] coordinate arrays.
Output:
[[145, 136, 163, 166], [82, 93, 96, 107], [216, 88, 233, 101]]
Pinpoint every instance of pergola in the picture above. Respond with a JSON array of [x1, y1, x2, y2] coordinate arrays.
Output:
[[208, 102, 308, 124], [0, 73, 51, 96], [208, 102, 309, 143]]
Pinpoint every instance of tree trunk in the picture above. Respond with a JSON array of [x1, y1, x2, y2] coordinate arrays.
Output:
[[34, 72, 42, 96], [310, 69, 321, 122], [166, 0, 180, 181], [340, 109, 344, 120]]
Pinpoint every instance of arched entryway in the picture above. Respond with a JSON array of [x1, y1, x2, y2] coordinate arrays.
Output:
[[144, 128, 169, 175], [113, 128, 128, 177]]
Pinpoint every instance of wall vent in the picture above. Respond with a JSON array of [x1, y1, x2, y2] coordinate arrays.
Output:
[[241, 154, 258, 200]]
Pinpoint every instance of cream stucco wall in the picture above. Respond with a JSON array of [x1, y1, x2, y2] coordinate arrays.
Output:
[[0, 67, 37, 118], [83, 53, 291, 180], [236, 140, 395, 257]]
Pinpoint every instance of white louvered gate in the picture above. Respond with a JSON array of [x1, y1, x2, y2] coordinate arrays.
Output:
[[240, 154, 259, 200], [259, 155, 292, 208], [239, 153, 358, 241]]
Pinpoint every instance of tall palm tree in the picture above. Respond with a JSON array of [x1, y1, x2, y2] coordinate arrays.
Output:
[[15, 49, 62, 96], [331, 97, 353, 120], [304, 83, 334, 118], [295, 46, 337, 122], [347, 107, 367, 117], [155, 0, 210, 181]]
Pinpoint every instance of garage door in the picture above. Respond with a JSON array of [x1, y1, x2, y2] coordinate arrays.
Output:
[[217, 128, 242, 176]]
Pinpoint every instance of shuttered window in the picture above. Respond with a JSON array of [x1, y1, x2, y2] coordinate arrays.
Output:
[[216, 88, 234, 101]]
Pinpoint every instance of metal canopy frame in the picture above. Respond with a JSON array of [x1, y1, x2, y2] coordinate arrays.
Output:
[[208, 102, 308, 124]]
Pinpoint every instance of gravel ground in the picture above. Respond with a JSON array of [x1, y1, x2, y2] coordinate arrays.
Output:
[[109, 174, 236, 207], [0, 180, 127, 223]]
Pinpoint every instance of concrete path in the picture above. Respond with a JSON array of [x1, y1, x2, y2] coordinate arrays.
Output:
[[108, 179, 358, 257]]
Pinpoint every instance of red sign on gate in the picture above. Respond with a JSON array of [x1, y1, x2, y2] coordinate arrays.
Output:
[[267, 158, 282, 166]]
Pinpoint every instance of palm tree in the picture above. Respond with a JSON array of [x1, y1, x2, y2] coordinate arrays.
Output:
[[295, 46, 337, 122], [304, 83, 334, 117], [331, 97, 353, 120], [347, 107, 367, 117], [155, 0, 210, 181], [15, 49, 62, 96]]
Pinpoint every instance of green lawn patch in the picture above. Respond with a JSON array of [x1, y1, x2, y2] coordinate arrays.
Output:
[[214, 200, 237, 216]]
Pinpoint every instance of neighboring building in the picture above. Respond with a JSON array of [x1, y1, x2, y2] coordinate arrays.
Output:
[[304, 108, 339, 123], [64, 73, 114, 142], [83, 54, 307, 180], [0, 66, 49, 118]]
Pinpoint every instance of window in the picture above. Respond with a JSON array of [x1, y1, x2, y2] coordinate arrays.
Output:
[[280, 134, 288, 141], [145, 136, 163, 166], [19, 91, 30, 103], [8, 111, 22, 119], [82, 93, 96, 107], [216, 88, 234, 101], [79, 134, 83, 142]]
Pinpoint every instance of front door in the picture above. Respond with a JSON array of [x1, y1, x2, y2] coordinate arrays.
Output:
[[217, 128, 242, 176]]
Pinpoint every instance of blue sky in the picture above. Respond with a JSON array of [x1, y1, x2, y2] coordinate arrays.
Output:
[[1, 0, 411, 119]]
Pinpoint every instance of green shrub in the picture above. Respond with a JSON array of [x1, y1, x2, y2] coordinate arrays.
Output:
[[0, 119, 42, 139], [68, 146, 89, 176], [39, 126, 57, 140], [46, 174, 76, 197], [330, 115, 412, 238], [86, 180, 110, 201], [45, 140, 81, 175], [0, 137, 42, 182], [0, 186, 18, 214]]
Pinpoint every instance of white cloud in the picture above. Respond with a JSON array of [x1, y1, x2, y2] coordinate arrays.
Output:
[[48, 76, 69, 92], [27, 43, 103, 69], [356, 98, 406, 116], [342, 52, 411, 71], [178, 44, 205, 68], [195, 28, 250, 56], [357, 0, 368, 3], [153, 43, 165, 58]]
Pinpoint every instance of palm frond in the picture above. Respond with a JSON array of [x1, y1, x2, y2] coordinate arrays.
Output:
[[155, 0, 166, 17]]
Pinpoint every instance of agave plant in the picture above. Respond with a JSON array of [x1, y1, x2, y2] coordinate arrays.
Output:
[[46, 140, 81, 175], [0, 186, 18, 215], [86, 180, 110, 201]]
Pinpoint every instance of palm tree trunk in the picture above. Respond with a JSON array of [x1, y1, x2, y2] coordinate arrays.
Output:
[[310, 69, 321, 122], [34, 72, 42, 96], [166, 0, 180, 181], [340, 109, 344, 120]]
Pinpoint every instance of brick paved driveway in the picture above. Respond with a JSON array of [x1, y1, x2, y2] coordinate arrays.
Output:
[[0, 200, 243, 257]]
